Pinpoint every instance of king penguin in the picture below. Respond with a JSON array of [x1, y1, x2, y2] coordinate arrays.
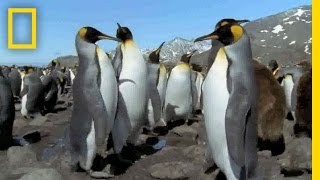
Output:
[[194, 21, 258, 179], [111, 23, 148, 155], [277, 65, 305, 121], [8, 66, 22, 99], [145, 42, 165, 129], [0, 68, 15, 150], [190, 63, 204, 114], [163, 51, 196, 123], [70, 26, 120, 178], [219, 19, 287, 156], [20, 67, 45, 119]]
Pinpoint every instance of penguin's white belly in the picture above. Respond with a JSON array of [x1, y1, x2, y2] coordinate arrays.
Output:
[[99, 62, 118, 133], [70, 69, 75, 85], [20, 75, 25, 93], [84, 121, 96, 171], [203, 60, 236, 180], [165, 68, 192, 120], [195, 73, 203, 109], [21, 95, 28, 116], [119, 48, 147, 129], [157, 73, 167, 108], [282, 77, 294, 111]]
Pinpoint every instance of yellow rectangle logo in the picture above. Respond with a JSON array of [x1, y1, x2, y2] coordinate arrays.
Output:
[[8, 8, 37, 49]]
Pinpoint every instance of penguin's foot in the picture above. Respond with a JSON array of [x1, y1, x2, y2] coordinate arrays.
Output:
[[116, 154, 133, 166], [89, 170, 114, 179]]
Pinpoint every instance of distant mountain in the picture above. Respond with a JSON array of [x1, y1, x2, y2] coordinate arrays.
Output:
[[160, 5, 311, 66], [52, 5, 311, 68]]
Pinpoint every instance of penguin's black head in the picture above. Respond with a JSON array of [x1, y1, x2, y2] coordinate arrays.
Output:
[[23, 66, 34, 74], [116, 23, 133, 42], [180, 50, 197, 64], [194, 23, 244, 46], [268, 59, 279, 72], [78, 26, 121, 43], [215, 18, 249, 29], [149, 42, 165, 64]]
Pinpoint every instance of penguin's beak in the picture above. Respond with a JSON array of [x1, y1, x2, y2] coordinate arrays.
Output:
[[187, 50, 197, 58], [194, 31, 219, 42], [236, 19, 250, 24], [98, 33, 122, 42], [155, 41, 165, 55], [117, 23, 122, 29]]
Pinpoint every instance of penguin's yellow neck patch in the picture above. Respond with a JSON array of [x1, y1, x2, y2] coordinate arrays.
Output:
[[216, 47, 227, 60], [176, 63, 191, 70], [160, 64, 166, 74], [124, 39, 136, 47], [27, 68, 34, 74], [284, 74, 293, 80], [231, 25, 243, 42], [79, 28, 87, 38]]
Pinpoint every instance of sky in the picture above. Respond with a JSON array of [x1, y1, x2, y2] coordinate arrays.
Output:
[[0, 0, 312, 65]]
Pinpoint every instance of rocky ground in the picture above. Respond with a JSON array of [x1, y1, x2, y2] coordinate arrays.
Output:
[[0, 90, 312, 180]]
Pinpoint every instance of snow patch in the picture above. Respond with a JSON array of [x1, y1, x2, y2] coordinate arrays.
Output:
[[284, 21, 296, 25], [272, 25, 285, 33], [260, 40, 266, 42], [283, 36, 288, 40], [260, 30, 269, 33], [289, 41, 296, 45], [304, 45, 311, 55]]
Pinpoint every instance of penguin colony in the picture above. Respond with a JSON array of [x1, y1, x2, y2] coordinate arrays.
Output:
[[0, 18, 312, 179]]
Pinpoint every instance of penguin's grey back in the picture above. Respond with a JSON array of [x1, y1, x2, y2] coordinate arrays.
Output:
[[22, 73, 45, 112], [0, 74, 15, 149], [224, 32, 258, 178], [8, 69, 22, 97]]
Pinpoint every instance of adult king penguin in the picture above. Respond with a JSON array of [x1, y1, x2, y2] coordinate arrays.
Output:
[[112, 23, 148, 155], [194, 21, 258, 179], [217, 20, 286, 156], [20, 67, 45, 119], [70, 26, 120, 178], [145, 42, 165, 129], [0, 68, 15, 150], [8, 66, 22, 99], [163, 51, 196, 123]]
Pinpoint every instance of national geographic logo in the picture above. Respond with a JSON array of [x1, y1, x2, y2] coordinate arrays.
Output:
[[7, 8, 37, 49]]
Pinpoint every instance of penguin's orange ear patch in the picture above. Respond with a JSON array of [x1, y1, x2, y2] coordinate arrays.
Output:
[[230, 25, 244, 42], [220, 21, 229, 27], [79, 28, 87, 38]]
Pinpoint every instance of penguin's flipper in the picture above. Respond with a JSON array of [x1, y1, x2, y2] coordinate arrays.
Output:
[[191, 72, 198, 111], [112, 45, 123, 80], [225, 84, 251, 177], [20, 84, 29, 97], [84, 73, 109, 150], [149, 84, 162, 125], [112, 92, 131, 154]]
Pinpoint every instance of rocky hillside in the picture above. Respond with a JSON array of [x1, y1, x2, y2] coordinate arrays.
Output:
[[162, 5, 311, 66]]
